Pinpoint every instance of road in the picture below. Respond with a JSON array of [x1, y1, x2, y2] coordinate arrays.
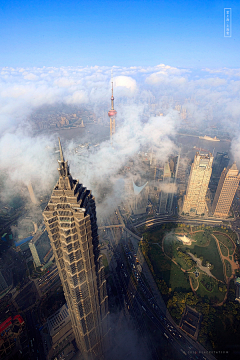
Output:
[[104, 209, 218, 360], [102, 212, 214, 360], [25, 308, 45, 360], [119, 239, 215, 360]]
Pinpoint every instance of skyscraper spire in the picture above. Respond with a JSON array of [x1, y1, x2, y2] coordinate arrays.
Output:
[[57, 137, 71, 181], [58, 137, 65, 163], [111, 70, 114, 107], [108, 71, 117, 146], [111, 82, 114, 109]]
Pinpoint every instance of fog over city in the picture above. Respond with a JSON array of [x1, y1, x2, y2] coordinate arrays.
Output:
[[1, 64, 240, 215], [1, 1, 240, 359]]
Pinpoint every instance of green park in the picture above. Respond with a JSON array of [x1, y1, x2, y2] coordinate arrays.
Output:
[[139, 223, 240, 352]]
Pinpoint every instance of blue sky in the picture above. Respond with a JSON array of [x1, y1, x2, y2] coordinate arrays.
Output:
[[0, 0, 239, 68]]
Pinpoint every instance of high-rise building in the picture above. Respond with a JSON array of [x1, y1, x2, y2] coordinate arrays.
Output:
[[182, 152, 213, 215], [43, 139, 108, 360], [27, 183, 38, 204], [159, 156, 179, 214], [131, 179, 149, 215], [159, 162, 173, 214], [212, 163, 240, 218], [29, 230, 52, 268], [212, 152, 230, 180]]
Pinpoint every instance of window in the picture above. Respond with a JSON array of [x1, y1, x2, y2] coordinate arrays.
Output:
[[81, 318, 87, 334], [86, 313, 94, 332], [81, 283, 89, 300], [77, 259, 84, 272], [73, 275, 78, 286], [70, 263, 76, 274], [78, 302, 84, 317], [67, 243, 73, 252], [69, 252, 74, 263], [74, 240, 80, 249], [75, 250, 81, 260], [79, 271, 86, 283]]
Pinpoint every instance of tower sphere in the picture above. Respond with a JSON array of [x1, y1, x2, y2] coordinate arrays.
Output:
[[108, 109, 117, 117]]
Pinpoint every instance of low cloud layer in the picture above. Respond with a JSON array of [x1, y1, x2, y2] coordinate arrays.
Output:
[[1, 64, 240, 215]]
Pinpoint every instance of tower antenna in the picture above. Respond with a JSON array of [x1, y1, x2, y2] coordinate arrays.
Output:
[[111, 69, 114, 99], [58, 137, 65, 163]]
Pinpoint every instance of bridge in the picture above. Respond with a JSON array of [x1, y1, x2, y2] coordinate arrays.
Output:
[[98, 211, 227, 242]]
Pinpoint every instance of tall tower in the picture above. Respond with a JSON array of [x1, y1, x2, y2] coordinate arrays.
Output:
[[212, 163, 240, 218], [182, 152, 213, 215], [43, 139, 108, 360], [159, 161, 175, 214], [211, 152, 230, 180], [27, 183, 38, 204], [108, 72, 117, 146]]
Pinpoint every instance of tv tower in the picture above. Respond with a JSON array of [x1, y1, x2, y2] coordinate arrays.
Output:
[[108, 71, 117, 146]]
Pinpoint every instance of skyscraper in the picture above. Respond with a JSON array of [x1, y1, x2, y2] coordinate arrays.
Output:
[[212, 152, 230, 180], [182, 152, 213, 215], [43, 139, 108, 360], [159, 162, 173, 214], [159, 156, 179, 214], [212, 163, 240, 218]]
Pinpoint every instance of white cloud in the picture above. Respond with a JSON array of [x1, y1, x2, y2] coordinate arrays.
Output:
[[23, 73, 39, 80], [202, 67, 240, 77], [1, 63, 240, 213]]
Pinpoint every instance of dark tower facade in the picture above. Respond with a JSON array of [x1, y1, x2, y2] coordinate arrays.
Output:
[[212, 152, 230, 180], [43, 139, 108, 360]]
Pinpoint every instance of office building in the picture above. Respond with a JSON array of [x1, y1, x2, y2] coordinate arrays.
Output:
[[46, 303, 75, 360], [182, 152, 213, 215], [29, 230, 52, 268], [127, 178, 149, 215], [212, 163, 240, 218], [43, 139, 108, 360], [212, 152, 230, 180], [159, 156, 179, 214]]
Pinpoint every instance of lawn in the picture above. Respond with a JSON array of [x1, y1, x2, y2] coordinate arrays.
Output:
[[191, 231, 210, 247], [213, 232, 235, 255], [164, 233, 197, 270], [151, 228, 225, 281], [163, 232, 175, 257], [144, 223, 178, 244], [196, 273, 225, 303], [224, 259, 232, 278], [219, 242, 228, 257], [190, 237, 225, 282], [173, 248, 195, 271], [189, 272, 199, 290], [148, 244, 191, 292]]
